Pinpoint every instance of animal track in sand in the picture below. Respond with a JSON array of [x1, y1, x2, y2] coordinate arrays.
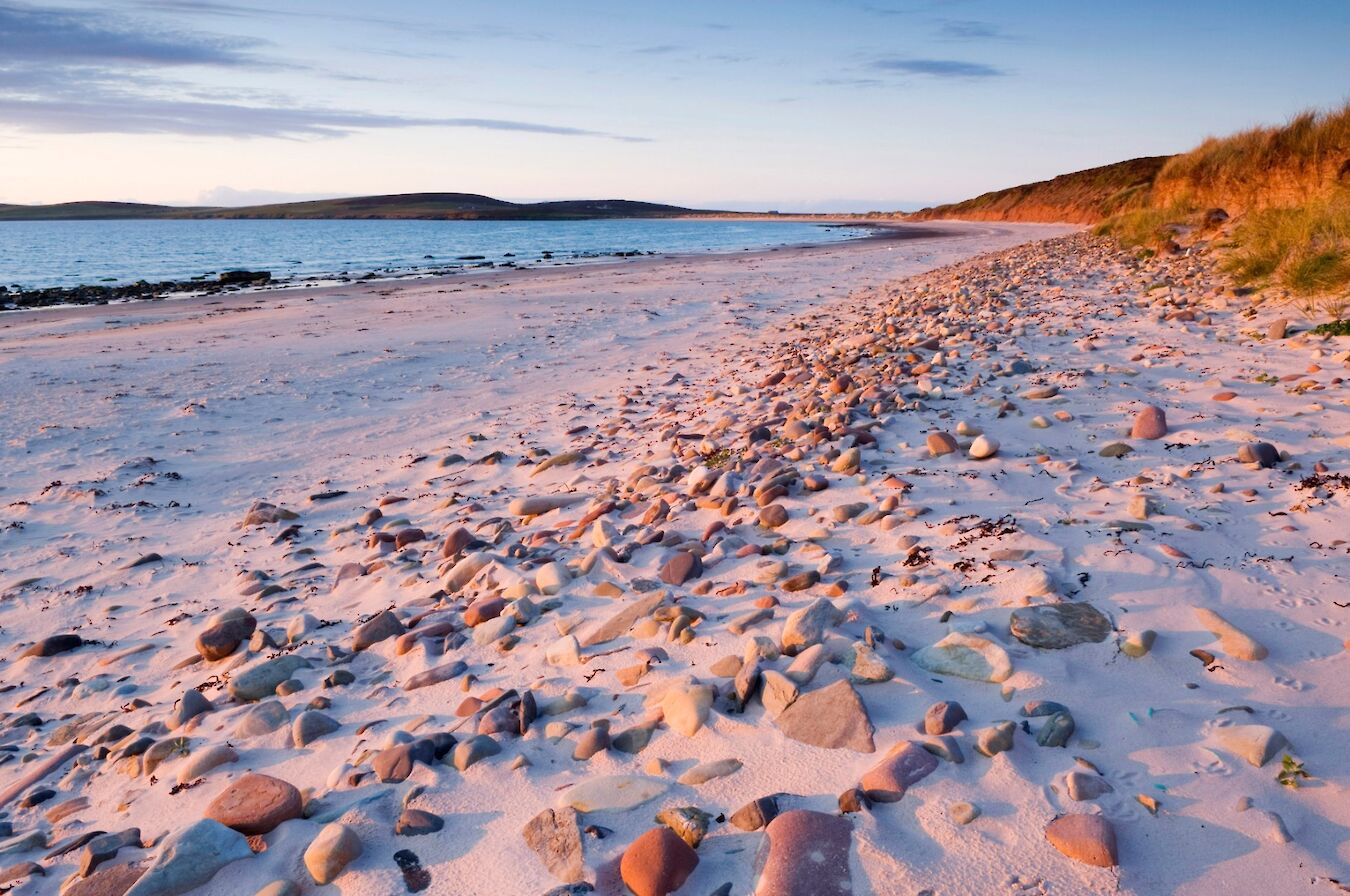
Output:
[[1192, 755, 1232, 777]]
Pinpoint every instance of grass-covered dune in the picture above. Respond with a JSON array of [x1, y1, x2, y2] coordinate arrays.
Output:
[[907, 156, 1171, 225], [911, 103, 1350, 316]]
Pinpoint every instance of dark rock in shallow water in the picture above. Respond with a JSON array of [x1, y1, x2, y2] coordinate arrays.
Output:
[[218, 269, 271, 285]]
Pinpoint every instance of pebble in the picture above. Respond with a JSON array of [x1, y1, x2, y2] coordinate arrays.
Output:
[[927, 432, 959, 456], [1131, 405, 1168, 439], [352, 609, 404, 650], [123, 819, 250, 896], [228, 655, 311, 701], [968, 434, 999, 459], [1044, 814, 1118, 867], [1064, 770, 1114, 801], [203, 773, 303, 835], [304, 822, 362, 885], [677, 758, 742, 785], [1194, 607, 1268, 660], [950, 802, 980, 824], [924, 701, 967, 735], [974, 721, 1016, 757], [730, 796, 779, 832], [752, 809, 852, 896], [1237, 441, 1280, 467], [522, 807, 584, 883], [234, 701, 290, 738], [911, 632, 1012, 682], [620, 827, 698, 896], [396, 808, 445, 837], [775, 679, 875, 753], [1213, 724, 1290, 767], [860, 741, 939, 801], [454, 734, 502, 770], [781, 598, 843, 653], [1010, 602, 1111, 649], [557, 776, 667, 813], [1122, 629, 1156, 657]]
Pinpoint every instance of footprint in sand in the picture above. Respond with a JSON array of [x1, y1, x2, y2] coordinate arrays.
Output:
[[1273, 676, 1308, 692]]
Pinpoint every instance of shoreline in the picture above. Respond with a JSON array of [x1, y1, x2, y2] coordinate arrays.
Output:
[[2, 221, 1344, 895], [0, 219, 997, 322], [0, 217, 931, 312]]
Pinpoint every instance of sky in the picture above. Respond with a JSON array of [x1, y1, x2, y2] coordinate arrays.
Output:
[[2, 0, 1348, 211]]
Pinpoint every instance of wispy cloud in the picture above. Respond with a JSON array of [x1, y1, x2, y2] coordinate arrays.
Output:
[[871, 57, 1005, 78], [0, 1, 260, 66], [0, 2, 647, 141], [0, 89, 650, 140], [936, 19, 1011, 41]]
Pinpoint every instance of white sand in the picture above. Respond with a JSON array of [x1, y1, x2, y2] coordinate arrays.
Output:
[[1, 221, 1347, 896]]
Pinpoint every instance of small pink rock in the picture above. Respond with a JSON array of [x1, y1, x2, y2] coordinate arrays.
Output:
[[1130, 405, 1168, 440], [464, 596, 506, 627], [927, 432, 959, 456], [860, 740, 939, 802], [1045, 814, 1118, 867]]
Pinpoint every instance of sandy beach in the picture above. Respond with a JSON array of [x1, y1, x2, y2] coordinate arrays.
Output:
[[1, 220, 1347, 896]]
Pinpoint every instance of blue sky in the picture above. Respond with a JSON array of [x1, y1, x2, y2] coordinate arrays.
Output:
[[2, 0, 1347, 210]]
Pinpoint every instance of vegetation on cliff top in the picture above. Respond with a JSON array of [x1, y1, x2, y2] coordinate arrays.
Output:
[[907, 156, 1170, 225]]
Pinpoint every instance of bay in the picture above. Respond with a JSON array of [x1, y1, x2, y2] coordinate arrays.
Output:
[[0, 218, 869, 290]]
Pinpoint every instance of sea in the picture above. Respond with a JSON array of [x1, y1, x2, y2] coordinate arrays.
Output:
[[0, 218, 872, 291]]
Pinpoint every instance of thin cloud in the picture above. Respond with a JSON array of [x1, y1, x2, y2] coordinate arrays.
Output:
[[134, 0, 546, 43], [871, 57, 1005, 78], [0, 3, 646, 142], [0, 2, 260, 66], [0, 88, 651, 141], [634, 44, 684, 55], [818, 77, 887, 89], [936, 19, 1010, 41]]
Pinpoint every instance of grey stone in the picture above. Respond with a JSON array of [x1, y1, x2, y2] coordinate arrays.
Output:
[[1036, 711, 1075, 747], [924, 701, 967, 735], [395, 809, 444, 836], [453, 734, 501, 770], [234, 701, 289, 738], [775, 679, 875, 753], [78, 828, 141, 878], [780, 598, 843, 654], [1064, 770, 1114, 801], [228, 655, 311, 701], [352, 610, 404, 651], [123, 819, 250, 896], [522, 807, 584, 883], [1010, 603, 1111, 649], [975, 721, 1016, 757], [291, 710, 340, 747]]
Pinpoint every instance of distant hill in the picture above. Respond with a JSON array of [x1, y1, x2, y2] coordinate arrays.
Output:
[[0, 193, 710, 221], [0, 201, 199, 221], [907, 156, 1171, 225]]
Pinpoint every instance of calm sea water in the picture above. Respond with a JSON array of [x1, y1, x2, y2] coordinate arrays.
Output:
[[0, 218, 869, 290]]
